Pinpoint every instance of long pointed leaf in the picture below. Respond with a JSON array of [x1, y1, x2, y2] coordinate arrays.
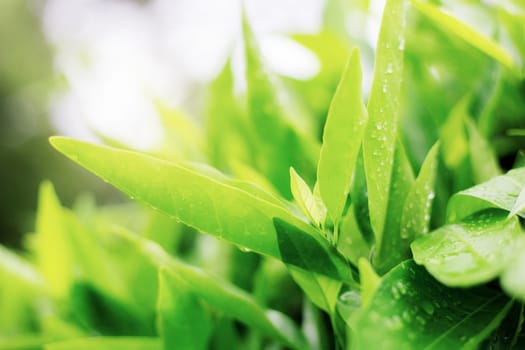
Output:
[[363, 0, 407, 240], [317, 48, 368, 224], [410, 0, 518, 73], [400, 142, 439, 241], [50, 137, 351, 281]]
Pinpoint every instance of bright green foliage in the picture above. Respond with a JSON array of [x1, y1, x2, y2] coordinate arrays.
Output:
[[44, 337, 162, 350], [243, 18, 319, 198], [317, 49, 367, 226], [357, 258, 380, 308], [290, 167, 326, 227], [509, 185, 525, 217], [448, 167, 525, 221], [32, 181, 73, 298], [353, 260, 513, 350], [410, 0, 518, 74], [49, 137, 353, 283], [3, 0, 525, 349], [412, 209, 523, 287], [156, 270, 212, 350], [400, 142, 439, 241], [363, 0, 406, 244]]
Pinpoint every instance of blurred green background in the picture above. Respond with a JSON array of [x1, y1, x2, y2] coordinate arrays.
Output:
[[0, 0, 119, 248]]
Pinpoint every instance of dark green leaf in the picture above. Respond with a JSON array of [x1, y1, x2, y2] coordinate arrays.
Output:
[[273, 218, 353, 283], [354, 260, 513, 349]]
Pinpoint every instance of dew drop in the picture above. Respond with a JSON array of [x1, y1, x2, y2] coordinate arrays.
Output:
[[395, 281, 408, 295], [398, 37, 405, 51], [421, 300, 435, 315], [402, 309, 411, 322], [239, 246, 252, 253], [391, 286, 401, 300], [385, 315, 403, 330], [415, 315, 427, 326]]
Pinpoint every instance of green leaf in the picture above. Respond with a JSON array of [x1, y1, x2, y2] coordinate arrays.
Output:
[[157, 269, 212, 350], [358, 257, 380, 308], [0, 245, 46, 335], [44, 337, 162, 350], [372, 141, 415, 274], [205, 61, 251, 171], [0, 335, 50, 350], [351, 151, 374, 246], [411, 209, 523, 287], [134, 235, 309, 350], [243, 18, 318, 198], [31, 181, 73, 298], [273, 218, 353, 283], [338, 204, 371, 266], [400, 142, 439, 241], [439, 96, 469, 170], [509, 185, 525, 217], [481, 302, 524, 349], [448, 167, 525, 221], [354, 260, 513, 350], [410, 0, 518, 73], [363, 0, 407, 241], [466, 118, 501, 184], [290, 167, 326, 227], [501, 249, 525, 301], [49, 137, 349, 280], [273, 218, 345, 312], [317, 48, 368, 224]]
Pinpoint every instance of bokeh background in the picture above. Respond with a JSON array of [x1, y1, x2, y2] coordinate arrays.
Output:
[[1, 0, 524, 248], [0, 0, 379, 247]]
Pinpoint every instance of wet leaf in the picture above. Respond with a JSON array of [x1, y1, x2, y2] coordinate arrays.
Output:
[[509, 185, 525, 218], [412, 209, 523, 287], [363, 0, 407, 245], [448, 167, 525, 221], [400, 142, 439, 241], [50, 137, 347, 280], [354, 260, 513, 349], [317, 48, 368, 224]]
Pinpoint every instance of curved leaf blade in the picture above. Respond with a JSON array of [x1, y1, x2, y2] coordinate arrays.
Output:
[[134, 235, 309, 350], [410, 0, 518, 73], [157, 270, 212, 350], [290, 167, 326, 227], [411, 209, 523, 287], [317, 48, 368, 224], [448, 167, 525, 221], [400, 142, 439, 241], [354, 260, 513, 350], [363, 0, 407, 240]]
